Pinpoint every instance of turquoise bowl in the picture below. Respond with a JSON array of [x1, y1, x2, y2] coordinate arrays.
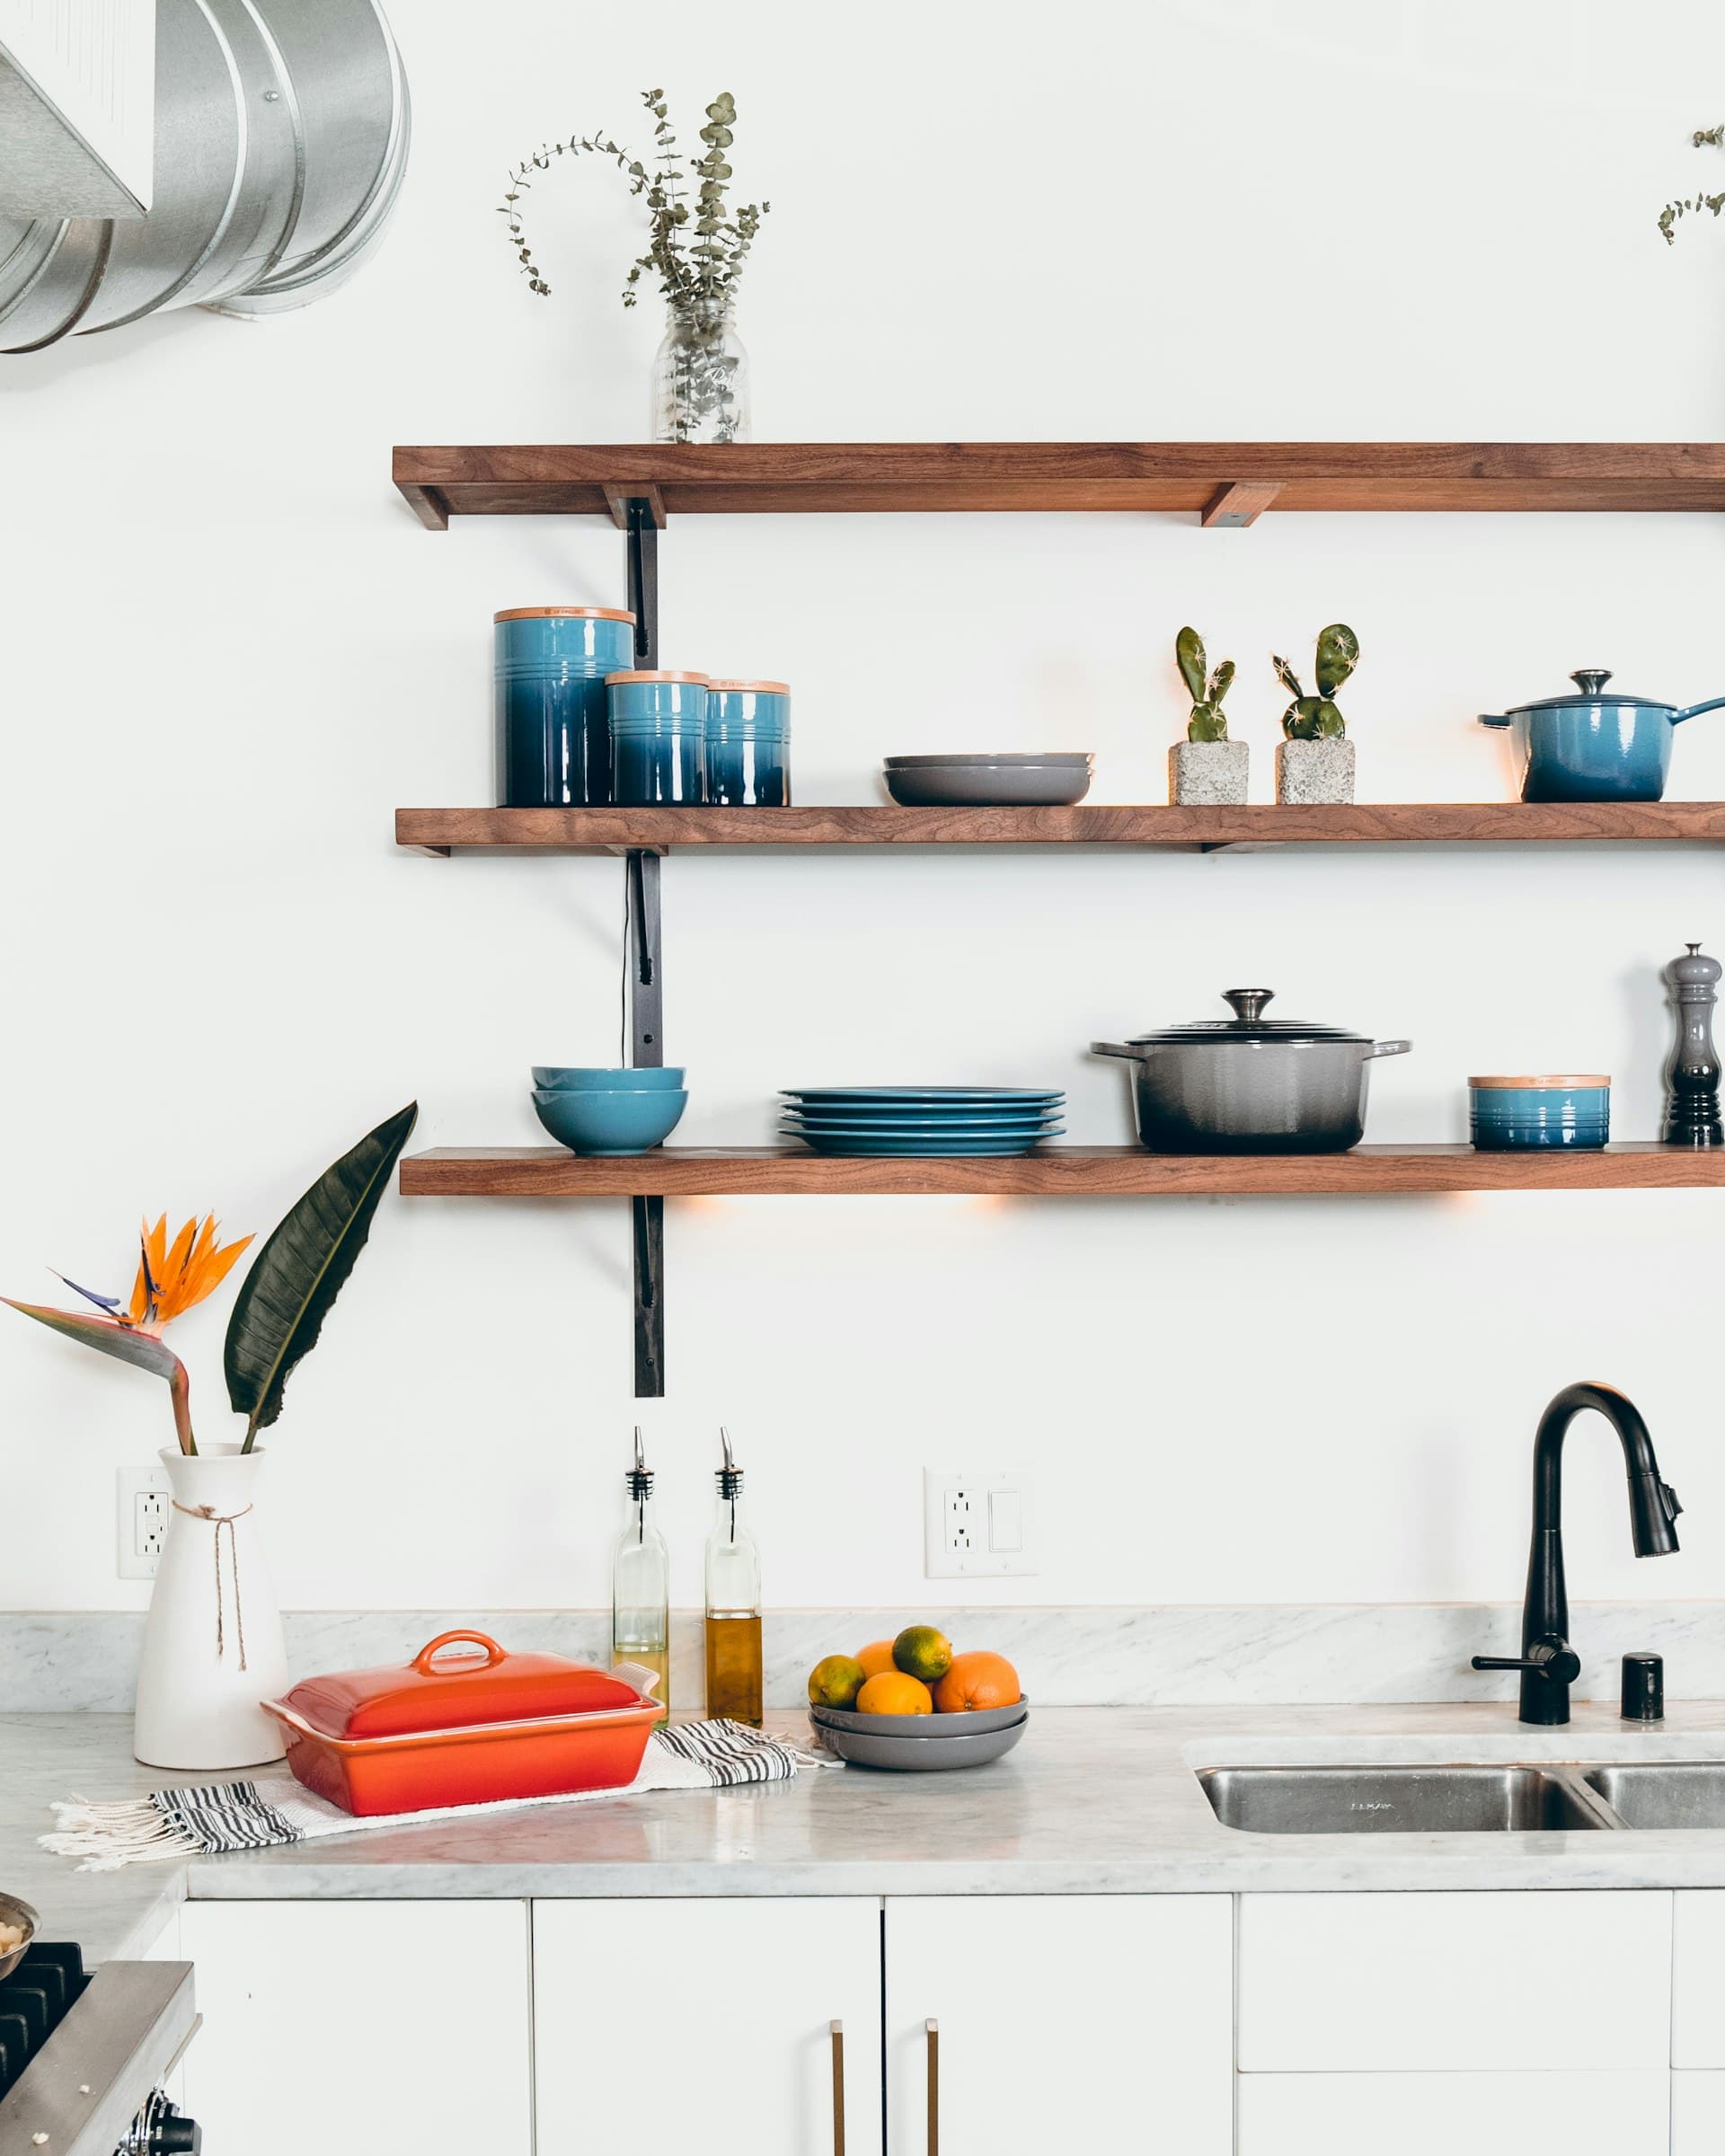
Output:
[[532, 1066, 686, 1091], [532, 1088, 688, 1155], [1469, 1075, 1610, 1150]]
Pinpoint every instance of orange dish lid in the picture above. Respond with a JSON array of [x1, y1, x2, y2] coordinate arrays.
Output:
[[1468, 1074, 1612, 1089], [605, 669, 711, 685], [494, 605, 636, 624], [707, 678, 791, 694], [277, 1631, 649, 1740]]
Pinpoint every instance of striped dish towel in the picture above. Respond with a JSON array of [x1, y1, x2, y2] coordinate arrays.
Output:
[[42, 1720, 830, 1873]]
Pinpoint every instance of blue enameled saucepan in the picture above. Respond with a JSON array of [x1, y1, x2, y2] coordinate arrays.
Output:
[[1479, 669, 1725, 804]]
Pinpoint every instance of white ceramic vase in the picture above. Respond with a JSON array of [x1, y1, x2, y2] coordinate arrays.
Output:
[[133, 1444, 290, 1771]]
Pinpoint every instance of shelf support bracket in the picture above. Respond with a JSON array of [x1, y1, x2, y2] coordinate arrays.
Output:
[[624, 496, 660, 667], [1200, 482, 1280, 529], [625, 844, 666, 1395]]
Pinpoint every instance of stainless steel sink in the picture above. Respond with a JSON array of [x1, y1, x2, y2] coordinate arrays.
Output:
[[1579, 1763, 1725, 1828], [1199, 1763, 1615, 1834]]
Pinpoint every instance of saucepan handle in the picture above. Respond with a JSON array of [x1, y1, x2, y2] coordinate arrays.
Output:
[[1089, 1041, 1142, 1059], [1477, 713, 1513, 729], [1365, 1039, 1412, 1060], [1672, 695, 1725, 725]]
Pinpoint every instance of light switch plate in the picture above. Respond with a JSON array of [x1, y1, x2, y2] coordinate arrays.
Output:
[[117, 1465, 171, 1579], [923, 1468, 1037, 1577]]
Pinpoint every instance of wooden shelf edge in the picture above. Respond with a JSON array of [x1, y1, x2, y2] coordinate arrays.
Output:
[[395, 803, 1725, 853], [400, 1144, 1725, 1199], [392, 442, 1725, 521]]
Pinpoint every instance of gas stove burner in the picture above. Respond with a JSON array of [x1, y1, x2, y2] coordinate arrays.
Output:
[[0, 1940, 89, 2095]]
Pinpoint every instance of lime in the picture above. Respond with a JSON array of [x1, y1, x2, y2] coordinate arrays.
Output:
[[808, 1655, 867, 1710], [892, 1624, 952, 1685]]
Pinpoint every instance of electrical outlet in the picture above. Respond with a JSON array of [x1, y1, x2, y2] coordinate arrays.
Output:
[[117, 1466, 171, 1579], [924, 1468, 1037, 1578]]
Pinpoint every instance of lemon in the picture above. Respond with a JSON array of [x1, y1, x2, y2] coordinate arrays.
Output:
[[808, 1655, 867, 1710], [892, 1624, 952, 1685]]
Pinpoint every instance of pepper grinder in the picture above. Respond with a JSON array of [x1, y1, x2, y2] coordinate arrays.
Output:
[[1663, 942, 1724, 1147]]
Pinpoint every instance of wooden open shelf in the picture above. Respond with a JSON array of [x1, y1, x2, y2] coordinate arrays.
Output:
[[393, 442, 1725, 529], [401, 1144, 1725, 1199], [397, 802, 1725, 855]]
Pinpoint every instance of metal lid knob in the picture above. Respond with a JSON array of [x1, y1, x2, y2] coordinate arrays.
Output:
[[1222, 988, 1274, 1026], [1570, 668, 1613, 695]]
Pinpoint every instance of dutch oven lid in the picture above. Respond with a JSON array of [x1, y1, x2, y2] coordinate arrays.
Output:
[[279, 1630, 648, 1741], [1506, 669, 1673, 714], [1126, 988, 1368, 1046]]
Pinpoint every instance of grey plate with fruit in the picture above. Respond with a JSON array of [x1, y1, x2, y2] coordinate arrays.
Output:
[[813, 1716, 1030, 1772], [809, 1695, 1030, 1739]]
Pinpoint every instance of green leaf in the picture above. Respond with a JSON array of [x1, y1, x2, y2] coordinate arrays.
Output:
[[225, 1103, 418, 1446], [4, 1299, 183, 1382], [1176, 626, 1207, 703]]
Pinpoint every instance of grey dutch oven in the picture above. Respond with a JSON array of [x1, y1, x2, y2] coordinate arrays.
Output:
[[1092, 989, 1411, 1153]]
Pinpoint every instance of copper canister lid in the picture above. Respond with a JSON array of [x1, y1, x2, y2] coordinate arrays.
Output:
[[707, 678, 791, 694], [494, 605, 636, 623], [1468, 1074, 1612, 1089], [605, 669, 711, 685]]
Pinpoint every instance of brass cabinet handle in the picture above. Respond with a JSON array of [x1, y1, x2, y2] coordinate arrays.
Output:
[[925, 2019, 939, 2156], [830, 2019, 845, 2156]]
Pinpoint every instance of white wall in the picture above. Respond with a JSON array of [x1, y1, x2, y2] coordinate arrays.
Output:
[[4, 0, 1725, 1621]]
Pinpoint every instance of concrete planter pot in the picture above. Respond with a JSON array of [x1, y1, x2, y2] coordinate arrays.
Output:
[[1276, 738, 1356, 806], [1168, 739, 1249, 807]]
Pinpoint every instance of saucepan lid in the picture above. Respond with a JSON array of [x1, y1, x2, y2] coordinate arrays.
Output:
[[1123, 988, 1369, 1047]]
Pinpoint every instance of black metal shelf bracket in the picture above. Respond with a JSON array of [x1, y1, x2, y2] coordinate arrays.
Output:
[[622, 494, 665, 1394]]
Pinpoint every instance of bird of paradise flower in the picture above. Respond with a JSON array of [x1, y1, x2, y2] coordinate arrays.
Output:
[[4, 1215, 253, 1455]]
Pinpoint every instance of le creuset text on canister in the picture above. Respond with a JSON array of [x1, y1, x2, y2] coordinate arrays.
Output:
[[1478, 668, 1725, 804], [1092, 987, 1411, 1153], [495, 605, 637, 809], [705, 678, 791, 806], [262, 1630, 661, 1816], [607, 670, 709, 805], [1468, 1074, 1611, 1151]]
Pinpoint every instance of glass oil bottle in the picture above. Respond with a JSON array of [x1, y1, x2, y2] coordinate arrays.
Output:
[[612, 1427, 670, 1721], [704, 1427, 763, 1726]]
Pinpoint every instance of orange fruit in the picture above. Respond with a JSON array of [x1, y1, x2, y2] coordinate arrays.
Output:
[[808, 1656, 867, 1710], [892, 1625, 952, 1684], [855, 1639, 898, 1679], [855, 1671, 933, 1717], [933, 1650, 1022, 1714]]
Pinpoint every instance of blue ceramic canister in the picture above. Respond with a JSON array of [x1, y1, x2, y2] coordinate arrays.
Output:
[[1469, 1074, 1612, 1150], [606, 671, 710, 805], [705, 679, 792, 807], [496, 605, 638, 808]]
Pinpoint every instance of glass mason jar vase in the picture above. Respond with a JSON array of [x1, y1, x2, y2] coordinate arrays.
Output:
[[651, 305, 750, 444]]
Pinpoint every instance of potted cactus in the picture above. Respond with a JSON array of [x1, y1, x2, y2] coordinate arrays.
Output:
[[1168, 627, 1248, 805], [1273, 623, 1358, 804]]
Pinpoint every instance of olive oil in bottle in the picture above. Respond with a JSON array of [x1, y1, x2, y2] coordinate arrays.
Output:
[[703, 1427, 764, 1726], [613, 1427, 670, 1721]]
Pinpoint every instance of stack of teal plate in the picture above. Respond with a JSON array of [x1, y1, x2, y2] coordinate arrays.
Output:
[[780, 1086, 1066, 1156]]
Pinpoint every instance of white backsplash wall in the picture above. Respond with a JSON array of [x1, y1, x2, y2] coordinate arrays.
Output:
[[4, 0, 1725, 1624]]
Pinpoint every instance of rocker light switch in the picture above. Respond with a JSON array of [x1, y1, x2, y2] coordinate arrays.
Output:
[[988, 1489, 1023, 1553]]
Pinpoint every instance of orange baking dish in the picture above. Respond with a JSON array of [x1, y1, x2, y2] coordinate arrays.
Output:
[[262, 1630, 661, 1817]]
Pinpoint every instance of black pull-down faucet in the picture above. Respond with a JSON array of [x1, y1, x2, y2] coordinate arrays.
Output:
[[1472, 1382, 1683, 1727]]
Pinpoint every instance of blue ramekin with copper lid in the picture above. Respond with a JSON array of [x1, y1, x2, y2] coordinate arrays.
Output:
[[1469, 1074, 1611, 1149]]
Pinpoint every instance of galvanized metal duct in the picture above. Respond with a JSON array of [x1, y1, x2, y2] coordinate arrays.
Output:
[[0, 0, 407, 350]]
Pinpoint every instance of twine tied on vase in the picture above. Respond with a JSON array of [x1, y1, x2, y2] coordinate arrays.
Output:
[[172, 1501, 254, 1670]]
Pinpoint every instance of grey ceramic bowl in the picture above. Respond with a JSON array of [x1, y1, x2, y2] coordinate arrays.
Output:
[[533, 1065, 686, 1091], [809, 1695, 1029, 1738], [0, 1894, 38, 1984], [884, 753, 1094, 769], [885, 764, 1093, 808], [811, 1715, 1029, 1772]]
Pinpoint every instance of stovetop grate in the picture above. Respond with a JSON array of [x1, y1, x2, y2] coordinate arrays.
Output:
[[0, 1945, 89, 2099]]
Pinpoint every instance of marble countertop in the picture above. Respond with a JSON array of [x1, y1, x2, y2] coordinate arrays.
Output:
[[17, 1702, 1725, 1963]]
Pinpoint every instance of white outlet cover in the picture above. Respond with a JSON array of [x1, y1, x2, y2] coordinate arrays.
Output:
[[923, 1468, 1037, 1578], [117, 1465, 170, 1579]]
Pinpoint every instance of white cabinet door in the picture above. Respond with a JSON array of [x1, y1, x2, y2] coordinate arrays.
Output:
[[1674, 2072, 1725, 2150], [180, 1900, 531, 2156], [1676, 1892, 1725, 2065], [534, 1898, 882, 2156], [885, 1895, 1232, 2156], [1238, 1890, 1671, 2072], [1239, 2069, 1669, 2155]]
